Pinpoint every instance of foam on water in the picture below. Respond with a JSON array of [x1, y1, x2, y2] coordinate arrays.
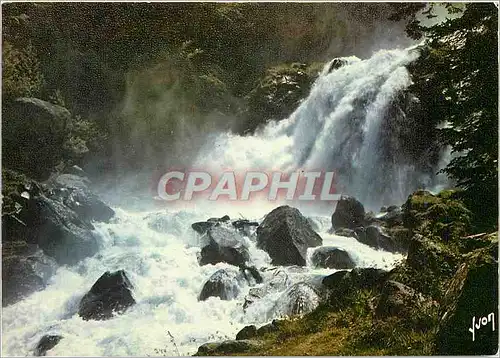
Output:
[[3, 47, 430, 356], [2, 207, 402, 356]]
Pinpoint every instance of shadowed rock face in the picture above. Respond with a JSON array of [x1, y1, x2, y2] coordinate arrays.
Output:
[[78, 270, 136, 321], [199, 226, 250, 266], [311, 247, 356, 269], [198, 269, 241, 301], [437, 243, 498, 355], [257, 206, 322, 266], [331, 195, 365, 230], [34, 335, 63, 356], [271, 282, 320, 318]]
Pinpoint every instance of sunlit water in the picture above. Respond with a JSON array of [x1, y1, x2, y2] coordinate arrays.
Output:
[[2, 206, 403, 356], [3, 46, 448, 356]]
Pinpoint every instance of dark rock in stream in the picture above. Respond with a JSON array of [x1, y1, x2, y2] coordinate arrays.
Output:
[[2, 243, 57, 307], [331, 195, 365, 229], [199, 269, 241, 301], [256, 206, 322, 266], [199, 226, 250, 266], [311, 247, 356, 269], [78, 270, 136, 321], [34, 335, 63, 356]]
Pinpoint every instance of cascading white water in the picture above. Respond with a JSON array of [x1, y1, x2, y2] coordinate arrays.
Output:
[[196, 46, 444, 210], [1, 208, 403, 356], [2, 46, 442, 356]]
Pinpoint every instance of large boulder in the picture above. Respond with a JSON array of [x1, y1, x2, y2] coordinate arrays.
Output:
[[2, 170, 112, 266], [33, 335, 63, 356], [437, 243, 498, 355], [50, 174, 115, 223], [331, 195, 365, 229], [402, 189, 471, 241], [199, 226, 250, 266], [199, 269, 241, 301], [2, 242, 57, 306], [2, 98, 71, 180], [256, 206, 322, 266], [270, 282, 320, 318], [355, 225, 399, 252], [31, 195, 100, 265], [78, 270, 136, 321], [311, 247, 356, 269], [235, 325, 257, 340]]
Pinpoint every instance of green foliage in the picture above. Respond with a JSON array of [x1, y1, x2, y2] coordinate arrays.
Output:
[[407, 3, 498, 232], [2, 40, 43, 99]]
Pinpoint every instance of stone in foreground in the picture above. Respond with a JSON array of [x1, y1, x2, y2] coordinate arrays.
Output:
[[78, 270, 135, 321], [257, 206, 322, 266]]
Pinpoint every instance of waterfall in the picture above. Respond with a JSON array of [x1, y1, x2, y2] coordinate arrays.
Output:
[[2, 46, 447, 357], [196, 46, 445, 210]]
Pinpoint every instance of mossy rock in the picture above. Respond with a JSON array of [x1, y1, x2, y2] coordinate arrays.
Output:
[[195, 339, 264, 356], [437, 242, 498, 355], [402, 189, 471, 242], [242, 62, 323, 133]]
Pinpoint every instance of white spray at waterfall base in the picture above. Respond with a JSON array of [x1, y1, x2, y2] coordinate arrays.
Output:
[[196, 46, 448, 210], [2, 46, 449, 356], [1, 207, 403, 356]]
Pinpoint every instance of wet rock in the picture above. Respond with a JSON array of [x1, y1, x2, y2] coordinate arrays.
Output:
[[192, 221, 216, 235], [34, 335, 63, 356], [236, 325, 257, 340], [32, 195, 100, 265], [270, 282, 320, 317], [243, 268, 291, 309], [239, 265, 263, 285], [437, 243, 498, 355], [64, 188, 114, 223], [311, 247, 355, 269], [195, 339, 263, 356], [50, 174, 115, 223], [192, 215, 231, 235], [331, 195, 365, 229], [199, 226, 250, 266], [232, 219, 259, 237], [257, 206, 322, 266], [356, 225, 399, 252], [327, 58, 349, 73], [2, 243, 57, 307], [78, 270, 136, 321], [199, 269, 241, 301], [334, 228, 357, 238]]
